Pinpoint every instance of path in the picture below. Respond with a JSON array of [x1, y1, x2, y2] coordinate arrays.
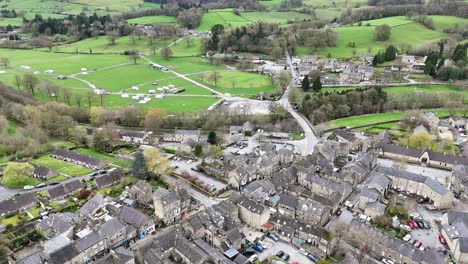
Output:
[[279, 49, 318, 155]]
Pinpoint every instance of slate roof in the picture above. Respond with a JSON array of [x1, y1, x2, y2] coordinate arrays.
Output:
[[335, 129, 358, 142], [94, 246, 135, 264], [75, 232, 103, 252], [153, 187, 179, 205], [118, 206, 150, 228], [78, 193, 105, 217], [237, 196, 266, 214], [49, 244, 79, 263], [278, 193, 299, 208], [47, 179, 83, 200], [37, 213, 78, 235], [53, 148, 108, 168], [94, 169, 124, 188], [98, 218, 127, 239], [175, 129, 200, 135], [459, 237, 468, 253], [31, 163, 58, 178], [174, 236, 208, 264], [367, 174, 390, 190], [119, 129, 146, 138], [365, 201, 386, 214], [0, 193, 37, 216], [270, 214, 331, 240], [360, 188, 381, 200], [16, 251, 49, 264]]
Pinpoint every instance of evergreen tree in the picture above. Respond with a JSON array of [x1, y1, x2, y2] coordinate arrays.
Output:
[[194, 145, 202, 156], [132, 151, 149, 180], [384, 45, 397, 61], [452, 44, 467, 64], [301, 75, 310, 91], [207, 131, 217, 145], [312, 76, 322, 92]]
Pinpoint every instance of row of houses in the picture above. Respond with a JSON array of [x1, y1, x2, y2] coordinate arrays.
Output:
[[52, 148, 108, 170]]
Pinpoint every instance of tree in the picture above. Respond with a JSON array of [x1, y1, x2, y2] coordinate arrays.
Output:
[[78, 189, 92, 199], [160, 45, 173, 60], [194, 145, 202, 156], [207, 131, 217, 145], [22, 73, 39, 96], [301, 75, 310, 91], [208, 71, 221, 86], [374, 24, 391, 41], [2, 162, 34, 187], [316, 260, 332, 264], [184, 36, 194, 47], [408, 131, 431, 149], [384, 45, 397, 61], [270, 45, 283, 61], [128, 49, 140, 64], [91, 128, 113, 153], [144, 108, 166, 133], [0, 115, 8, 134], [276, 70, 291, 91], [143, 147, 168, 179], [106, 30, 119, 45], [312, 76, 322, 92], [374, 215, 392, 230], [0, 57, 9, 68], [132, 150, 149, 180], [69, 126, 88, 145], [288, 87, 302, 106], [121, 107, 145, 127]]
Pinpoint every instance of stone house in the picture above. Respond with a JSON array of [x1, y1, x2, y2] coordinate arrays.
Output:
[[236, 195, 270, 229], [117, 206, 155, 239], [163, 129, 204, 143], [47, 179, 83, 200], [450, 165, 468, 199], [118, 130, 151, 144], [128, 180, 153, 206], [153, 188, 191, 224], [449, 115, 466, 130], [52, 148, 108, 170], [36, 212, 78, 239], [0, 193, 37, 217], [93, 169, 124, 189], [440, 211, 468, 264], [31, 164, 59, 180]]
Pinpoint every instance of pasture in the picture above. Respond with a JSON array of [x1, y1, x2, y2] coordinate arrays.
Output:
[[31, 156, 93, 177], [127, 15, 177, 25], [310, 18, 446, 58], [431, 15, 468, 31], [136, 96, 220, 112]]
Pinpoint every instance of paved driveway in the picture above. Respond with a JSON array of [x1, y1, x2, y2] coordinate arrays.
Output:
[[170, 158, 227, 191]]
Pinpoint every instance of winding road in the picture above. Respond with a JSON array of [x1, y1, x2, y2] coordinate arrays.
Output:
[[278, 49, 318, 155]]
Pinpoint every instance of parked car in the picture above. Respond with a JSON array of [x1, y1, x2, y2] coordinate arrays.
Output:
[[336, 208, 342, 216], [418, 197, 430, 204], [299, 248, 308, 256], [258, 241, 269, 249], [252, 244, 264, 252], [35, 183, 46, 188], [276, 251, 284, 258], [400, 224, 412, 232], [422, 221, 430, 229], [409, 221, 418, 229], [403, 234, 412, 242], [248, 254, 258, 263], [414, 241, 422, 248], [23, 185, 34, 190], [268, 233, 279, 241], [382, 258, 395, 264], [454, 193, 460, 199], [99, 170, 107, 175], [416, 221, 424, 229], [281, 253, 290, 261], [49, 182, 60, 186], [410, 213, 422, 220], [419, 245, 426, 251], [90, 172, 98, 177], [439, 235, 447, 245], [191, 167, 199, 172], [307, 254, 320, 262]]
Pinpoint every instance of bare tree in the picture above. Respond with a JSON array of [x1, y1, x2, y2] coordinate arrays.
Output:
[[160, 45, 173, 60], [184, 36, 194, 48], [22, 73, 39, 96], [62, 88, 72, 105], [208, 71, 221, 86], [128, 49, 140, 64], [85, 90, 95, 108], [75, 94, 82, 108], [0, 57, 9, 68], [106, 30, 120, 45]]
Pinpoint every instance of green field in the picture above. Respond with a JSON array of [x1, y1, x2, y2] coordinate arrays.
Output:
[[241, 11, 312, 24], [431, 16, 468, 31], [73, 148, 130, 167], [323, 85, 467, 95], [325, 109, 461, 129], [136, 96, 219, 112], [169, 37, 202, 57], [302, 17, 447, 58], [190, 70, 275, 96], [1, 49, 128, 75], [31, 156, 93, 177], [79, 64, 174, 92], [127, 15, 176, 24], [157, 57, 225, 74]]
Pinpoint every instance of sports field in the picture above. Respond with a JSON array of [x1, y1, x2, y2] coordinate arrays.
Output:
[[31, 156, 93, 177]]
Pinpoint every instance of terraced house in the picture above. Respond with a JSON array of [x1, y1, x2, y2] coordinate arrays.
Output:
[[52, 148, 108, 170]]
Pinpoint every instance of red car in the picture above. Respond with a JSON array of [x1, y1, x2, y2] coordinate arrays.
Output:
[[414, 241, 422, 248], [409, 221, 418, 229], [439, 235, 447, 245]]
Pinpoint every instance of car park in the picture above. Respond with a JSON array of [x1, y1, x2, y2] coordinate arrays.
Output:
[[403, 234, 412, 242]]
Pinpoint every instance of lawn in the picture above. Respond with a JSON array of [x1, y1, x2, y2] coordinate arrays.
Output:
[[127, 15, 176, 25], [312, 18, 446, 58], [0, 214, 21, 226], [28, 207, 42, 218], [156, 57, 225, 74], [258, 0, 283, 8], [31, 156, 93, 177], [197, 10, 251, 31], [1, 49, 128, 75], [48, 175, 68, 182], [1, 174, 40, 189], [169, 37, 202, 57], [73, 148, 130, 167]]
